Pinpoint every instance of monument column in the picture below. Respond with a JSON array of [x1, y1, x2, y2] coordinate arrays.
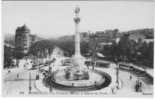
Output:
[[74, 6, 81, 57], [73, 6, 86, 69]]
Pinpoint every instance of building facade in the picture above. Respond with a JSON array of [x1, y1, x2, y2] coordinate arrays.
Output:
[[15, 24, 39, 56], [15, 24, 31, 55]]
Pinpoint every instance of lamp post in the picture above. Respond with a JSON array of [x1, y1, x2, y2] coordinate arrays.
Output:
[[116, 61, 119, 88], [113, 57, 120, 90], [29, 71, 32, 94], [48, 58, 55, 93], [49, 66, 53, 93], [89, 32, 98, 70], [115, 38, 120, 89]]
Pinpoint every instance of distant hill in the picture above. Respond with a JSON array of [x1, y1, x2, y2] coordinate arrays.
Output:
[[30, 34, 44, 42], [47, 28, 154, 43], [57, 35, 74, 42]]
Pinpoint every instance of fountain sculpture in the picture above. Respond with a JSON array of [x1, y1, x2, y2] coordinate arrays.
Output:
[[64, 6, 89, 81], [42, 6, 112, 91]]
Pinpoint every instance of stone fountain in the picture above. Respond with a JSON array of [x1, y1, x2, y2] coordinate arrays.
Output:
[[65, 6, 89, 81], [42, 7, 112, 91]]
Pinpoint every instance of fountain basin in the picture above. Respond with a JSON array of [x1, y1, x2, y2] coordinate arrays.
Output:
[[43, 69, 112, 91], [64, 66, 89, 81]]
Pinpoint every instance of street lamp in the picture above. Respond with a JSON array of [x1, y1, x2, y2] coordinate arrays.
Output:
[[29, 71, 32, 94], [49, 66, 53, 93], [116, 62, 119, 89], [89, 32, 98, 70], [115, 38, 120, 89], [114, 58, 118, 76], [48, 58, 55, 93]]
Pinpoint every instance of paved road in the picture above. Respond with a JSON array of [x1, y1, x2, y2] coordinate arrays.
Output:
[[3, 69, 39, 96], [3, 63, 153, 96]]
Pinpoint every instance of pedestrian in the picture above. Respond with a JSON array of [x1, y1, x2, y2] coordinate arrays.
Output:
[[111, 87, 115, 94], [36, 74, 39, 80], [139, 81, 143, 92], [86, 64, 89, 69], [29, 86, 32, 94], [72, 83, 74, 87], [49, 85, 52, 92], [94, 81, 97, 87], [17, 73, 19, 79], [116, 84, 120, 89], [8, 70, 11, 74], [135, 83, 138, 92], [135, 80, 140, 92], [129, 75, 132, 80]]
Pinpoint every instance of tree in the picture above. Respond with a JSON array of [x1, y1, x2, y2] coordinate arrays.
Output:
[[28, 40, 55, 57], [4, 46, 14, 68], [80, 41, 89, 56], [147, 42, 153, 68], [57, 39, 75, 57], [118, 33, 131, 62]]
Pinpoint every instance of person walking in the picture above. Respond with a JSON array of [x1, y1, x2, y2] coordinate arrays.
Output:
[[139, 81, 143, 92], [129, 75, 132, 80], [111, 87, 116, 94], [17, 73, 19, 79]]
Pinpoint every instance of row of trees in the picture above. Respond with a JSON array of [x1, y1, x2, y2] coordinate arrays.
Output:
[[4, 29, 153, 69], [28, 39, 90, 57], [4, 46, 15, 68], [4, 37, 90, 68], [100, 34, 153, 68]]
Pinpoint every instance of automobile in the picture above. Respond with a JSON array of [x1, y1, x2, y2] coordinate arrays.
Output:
[[119, 63, 135, 71]]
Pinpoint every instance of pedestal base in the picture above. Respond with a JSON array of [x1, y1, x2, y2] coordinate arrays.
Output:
[[65, 67, 89, 81], [72, 54, 87, 70]]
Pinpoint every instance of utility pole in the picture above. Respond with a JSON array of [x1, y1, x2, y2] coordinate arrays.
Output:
[[48, 60, 53, 93], [116, 64, 119, 84], [29, 71, 32, 94], [115, 58, 120, 89], [90, 32, 98, 70]]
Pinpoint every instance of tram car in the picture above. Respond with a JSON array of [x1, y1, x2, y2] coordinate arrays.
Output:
[[118, 63, 134, 70]]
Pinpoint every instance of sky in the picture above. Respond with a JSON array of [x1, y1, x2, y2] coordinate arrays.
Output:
[[2, 1, 154, 38]]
